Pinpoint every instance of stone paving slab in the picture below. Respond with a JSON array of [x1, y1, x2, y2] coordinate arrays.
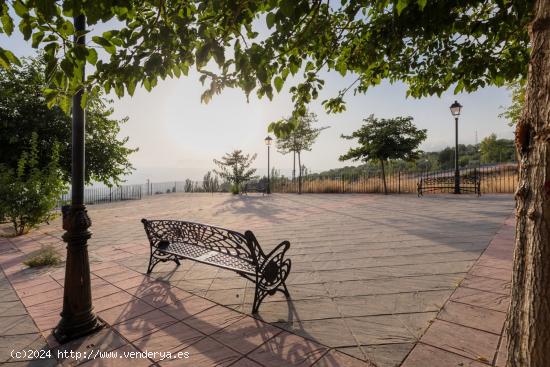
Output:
[[401, 215, 514, 366], [0, 193, 515, 366]]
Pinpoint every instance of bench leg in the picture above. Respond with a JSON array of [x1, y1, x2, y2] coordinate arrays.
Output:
[[147, 249, 181, 274]]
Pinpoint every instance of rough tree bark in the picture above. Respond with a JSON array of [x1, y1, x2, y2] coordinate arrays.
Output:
[[507, 0, 550, 366]]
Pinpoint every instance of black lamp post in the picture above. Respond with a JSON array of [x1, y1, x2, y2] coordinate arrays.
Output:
[[265, 136, 272, 194], [450, 100, 463, 194], [53, 14, 103, 343]]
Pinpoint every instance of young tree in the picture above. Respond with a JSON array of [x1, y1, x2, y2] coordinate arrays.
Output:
[[0, 58, 136, 186], [213, 150, 257, 194], [340, 115, 427, 194], [0, 133, 66, 235], [275, 113, 328, 194], [1, 2, 548, 363]]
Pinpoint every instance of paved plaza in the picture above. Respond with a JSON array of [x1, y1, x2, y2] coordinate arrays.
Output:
[[0, 193, 515, 366]]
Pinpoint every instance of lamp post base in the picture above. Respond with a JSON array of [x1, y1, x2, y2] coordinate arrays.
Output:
[[53, 205, 103, 344], [53, 311, 103, 344]]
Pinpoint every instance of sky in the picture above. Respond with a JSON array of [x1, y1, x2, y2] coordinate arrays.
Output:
[[1, 21, 515, 184]]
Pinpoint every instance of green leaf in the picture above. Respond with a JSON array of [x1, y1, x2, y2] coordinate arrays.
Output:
[[18, 19, 32, 40], [126, 79, 136, 96], [92, 36, 115, 54], [60, 21, 74, 36], [87, 48, 98, 65], [13, 1, 27, 17], [31, 31, 44, 48], [417, 0, 427, 10], [396, 0, 409, 15], [1, 14, 14, 35], [274, 76, 283, 92], [0, 48, 21, 69], [266, 12, 276, 29], [143, 78, 152, 92]]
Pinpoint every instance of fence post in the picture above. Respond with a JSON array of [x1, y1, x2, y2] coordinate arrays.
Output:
[[109, 187, 112, 202], [398, 170, 401, 194]]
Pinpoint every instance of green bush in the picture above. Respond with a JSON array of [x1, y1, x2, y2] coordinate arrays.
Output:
[[0, 133, 67, 235], [23, 245, 62, 267], [230, 184, 240, 195]]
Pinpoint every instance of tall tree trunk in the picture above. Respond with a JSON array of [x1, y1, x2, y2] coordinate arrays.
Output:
[[507, 1, 550, 366], [298, 151, 302, 195], [293, 151, 296, 181], [380, 159, 388, 195]]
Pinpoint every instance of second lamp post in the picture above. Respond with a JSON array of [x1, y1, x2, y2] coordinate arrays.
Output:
[[450, 100, 463, 194], [265, 136, 272, 194]]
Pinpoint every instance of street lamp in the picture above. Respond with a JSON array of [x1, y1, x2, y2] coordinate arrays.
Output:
[[53, 14, 103, 343], [450, 100, 463, 194], [265, 136, 273, 194]]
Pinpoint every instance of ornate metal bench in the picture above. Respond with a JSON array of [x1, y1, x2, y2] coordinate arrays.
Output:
[[141, 219, 291, 313], [242, 181, 266, 195], [417, 173, 481, 196]]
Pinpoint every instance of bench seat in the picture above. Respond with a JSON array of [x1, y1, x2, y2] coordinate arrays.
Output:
[[159, 241, 256, 274]]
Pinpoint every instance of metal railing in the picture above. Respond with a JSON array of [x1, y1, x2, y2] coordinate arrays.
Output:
[[58, 163, 517, 206]]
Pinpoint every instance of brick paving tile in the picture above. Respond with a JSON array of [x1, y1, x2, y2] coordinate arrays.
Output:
[[16, 280, 61, 298], [460, 276, 510, 296], [437, 301, 506, 334], [112, 309, 178, 342], [20, 287, 64, 307], [449, 287, 510, 313], [93, 291, 137, 313], [159, 295, 217, 320], [467, 266, 512, 282], [160, 337, 241, 366], [211, 316, 282, 354], [361, 343, 414, 367], [312, 350, 377, 367], [97, 299, 155, 325], [182, 305, 246, 336], [248, 331, 328, 367], [420, 319, 499, 363], [402, 343, 489, 367], [132, 321, 206, 361], [230, 358, 263, 367]]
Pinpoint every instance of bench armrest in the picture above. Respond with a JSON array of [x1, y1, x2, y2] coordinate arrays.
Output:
[[257, 240, 291, 288]]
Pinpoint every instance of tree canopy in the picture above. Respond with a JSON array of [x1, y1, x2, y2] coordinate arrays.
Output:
[[340, 115, 427, 163], [0, 1, 532, 133], [0, 57, 137, 186], [340, 115, 427, 193]]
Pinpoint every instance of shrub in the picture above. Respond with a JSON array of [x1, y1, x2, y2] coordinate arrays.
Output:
[[23, 245, 62, 267], [230, 184, 240, 195], [0, 133, 67, 235]]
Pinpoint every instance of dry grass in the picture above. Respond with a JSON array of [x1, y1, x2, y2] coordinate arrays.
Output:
[[273, 170, 518, 194], [23, 245, 62, 268]]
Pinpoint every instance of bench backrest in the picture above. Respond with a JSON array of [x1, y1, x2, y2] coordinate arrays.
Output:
[[142, 219, 260, 263]]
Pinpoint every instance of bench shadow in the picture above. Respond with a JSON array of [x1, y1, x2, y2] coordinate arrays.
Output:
[[92, 276, 350, 366]]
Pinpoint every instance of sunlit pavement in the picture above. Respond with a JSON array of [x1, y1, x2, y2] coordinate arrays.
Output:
[[0, 193, 514, 366]]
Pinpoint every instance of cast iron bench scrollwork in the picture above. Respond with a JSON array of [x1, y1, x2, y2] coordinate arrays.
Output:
[[242, 181, 266, 195], [141, 219, 291, 313], [417, 173, 481, 197]]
